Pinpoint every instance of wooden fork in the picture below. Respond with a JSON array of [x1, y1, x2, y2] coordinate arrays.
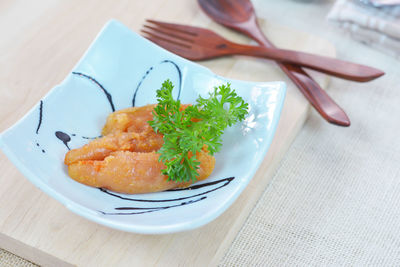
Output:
[[142, 20, 384, 82]]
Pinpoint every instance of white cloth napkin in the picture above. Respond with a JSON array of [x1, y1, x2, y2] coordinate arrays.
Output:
[[328, 0, 400, 59]]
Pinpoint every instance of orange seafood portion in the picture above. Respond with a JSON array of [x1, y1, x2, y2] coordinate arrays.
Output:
[[64, 131, 164, 165], [102, 104, 158, 135], [68, 150, 215, 194], [64, 104, 215, 194], [65, 104, 164, 166]]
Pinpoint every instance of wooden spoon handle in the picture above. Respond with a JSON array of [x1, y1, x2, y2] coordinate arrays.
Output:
[[282, 63, 349, 125], [243, 26, 351, 126], [232, 45, 384, 82]]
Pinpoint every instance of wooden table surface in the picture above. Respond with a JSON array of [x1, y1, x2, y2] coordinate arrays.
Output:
[[0, 1, 335, 266]]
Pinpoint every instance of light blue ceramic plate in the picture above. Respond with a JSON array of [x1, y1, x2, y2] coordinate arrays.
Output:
[[0, 20, 286, 234]]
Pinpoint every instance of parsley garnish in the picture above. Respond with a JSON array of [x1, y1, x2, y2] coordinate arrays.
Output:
[[149, 80, 248, 182]]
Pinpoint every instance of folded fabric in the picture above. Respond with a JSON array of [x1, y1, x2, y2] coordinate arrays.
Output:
[[328, 0, 400, 59]]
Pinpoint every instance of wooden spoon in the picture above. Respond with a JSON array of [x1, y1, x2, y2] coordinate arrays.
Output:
[[198, 0, 352, 126]]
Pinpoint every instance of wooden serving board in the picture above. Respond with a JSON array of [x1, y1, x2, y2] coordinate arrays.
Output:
[[0, 1, 335, 266]]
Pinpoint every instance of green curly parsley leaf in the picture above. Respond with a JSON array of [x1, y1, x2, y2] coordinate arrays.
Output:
[[149, 79, 248, 182]]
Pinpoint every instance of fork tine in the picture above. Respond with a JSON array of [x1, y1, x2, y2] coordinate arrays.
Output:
[[141, 33, 199, 60], [146, 19, 198, 36], [140, 28, 191, 49], [143, 24, 195, 44]]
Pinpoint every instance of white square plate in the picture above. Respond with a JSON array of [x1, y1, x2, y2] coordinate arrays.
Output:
[[0, 20, 286, 234]]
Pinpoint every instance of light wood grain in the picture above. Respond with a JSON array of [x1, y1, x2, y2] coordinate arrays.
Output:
[[0, 1, 335, 266]]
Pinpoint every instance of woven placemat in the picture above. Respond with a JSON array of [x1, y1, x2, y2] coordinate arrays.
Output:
[[219, 41, 400, 267], [0, 248, 37, 267]]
